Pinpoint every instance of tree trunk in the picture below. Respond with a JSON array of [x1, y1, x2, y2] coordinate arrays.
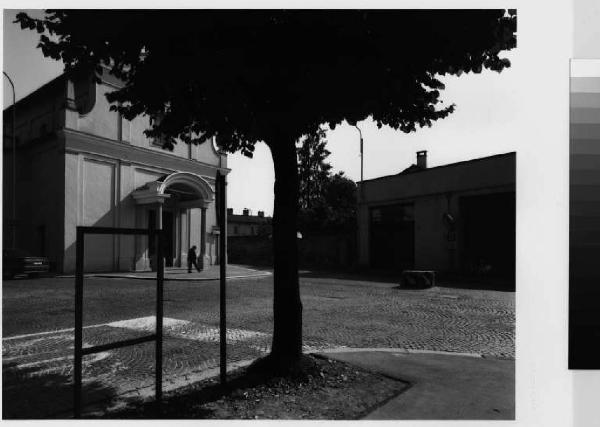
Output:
[[267, 136, 303, 366]]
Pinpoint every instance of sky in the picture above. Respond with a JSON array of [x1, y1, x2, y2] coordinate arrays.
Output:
[[2, 9, 521, 216]]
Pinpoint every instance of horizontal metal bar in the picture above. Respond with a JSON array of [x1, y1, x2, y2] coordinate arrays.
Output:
[[76, 226, 162, 236], [81, 334, 157, 355]]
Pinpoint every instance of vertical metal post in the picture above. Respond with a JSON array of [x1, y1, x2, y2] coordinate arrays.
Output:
[[155, 229, 163, 406], [218, 172, 227, 384], [199, 207, 207, 271], [74, 227, 84, 418]]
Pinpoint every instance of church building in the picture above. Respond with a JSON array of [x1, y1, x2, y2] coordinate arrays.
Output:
[[3, 70, 229, 273]]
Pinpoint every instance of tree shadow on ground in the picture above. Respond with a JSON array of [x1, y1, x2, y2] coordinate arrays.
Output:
[[299, 269, 401, 285], [233, 263, 400, 285], [2, 362, 119, 419], [102, 355, 322, 419]]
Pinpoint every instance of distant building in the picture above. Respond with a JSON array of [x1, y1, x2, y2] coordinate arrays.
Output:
[[227, 208, 272, 237], [357, 151, 515, 279], [3, 70, 229, 273]]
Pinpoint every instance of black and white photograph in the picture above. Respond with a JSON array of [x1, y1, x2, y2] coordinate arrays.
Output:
[[0, 2, 591, 424]]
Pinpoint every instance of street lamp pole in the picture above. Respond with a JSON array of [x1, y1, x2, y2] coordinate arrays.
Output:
[[353, 124, 365, 269], [353, 125, 364, 183], [3, 71, 16, 249]]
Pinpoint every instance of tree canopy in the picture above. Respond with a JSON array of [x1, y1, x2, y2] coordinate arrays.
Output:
[[17, 10, 516, 153]]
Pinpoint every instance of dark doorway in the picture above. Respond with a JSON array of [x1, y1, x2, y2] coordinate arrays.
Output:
[[163, 211, 174, 267], [148, 209, 174, 267], [459, 192, 515, 280], [370, 203, 415, 271]]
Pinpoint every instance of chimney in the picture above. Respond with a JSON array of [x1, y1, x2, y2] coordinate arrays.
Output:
[[416, 150, 427, 169], [227, 208, 233, 215], [258, 211, 264, 218], [243, 208, 250, 216]]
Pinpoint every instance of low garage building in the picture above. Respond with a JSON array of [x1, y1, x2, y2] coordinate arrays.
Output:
[[357, 151, 516, 281]]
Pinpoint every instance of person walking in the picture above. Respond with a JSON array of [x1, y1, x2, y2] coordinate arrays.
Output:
[[187, 245, 201, 273]]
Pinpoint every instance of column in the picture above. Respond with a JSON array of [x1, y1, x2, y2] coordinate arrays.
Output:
[[199, 207, 206, 271]]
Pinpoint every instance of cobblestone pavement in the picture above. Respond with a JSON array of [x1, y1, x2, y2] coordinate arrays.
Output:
[[2, 272, 514, 418]]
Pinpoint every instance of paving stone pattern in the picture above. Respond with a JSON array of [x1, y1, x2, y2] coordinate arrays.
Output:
[[2, 274, 514, 417]]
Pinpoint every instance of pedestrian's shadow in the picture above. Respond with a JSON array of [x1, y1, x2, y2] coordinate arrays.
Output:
[[2, 362, 118, 419]]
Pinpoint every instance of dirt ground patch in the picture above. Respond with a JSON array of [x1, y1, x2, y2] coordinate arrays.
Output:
[[100, 354, 409, 419]]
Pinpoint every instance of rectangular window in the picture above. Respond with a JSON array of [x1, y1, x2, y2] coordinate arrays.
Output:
[[150, 114, 165, 147], [118, 112, 131, 143]]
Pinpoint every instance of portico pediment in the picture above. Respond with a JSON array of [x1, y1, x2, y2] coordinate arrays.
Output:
[[132, 171, 214, 208]]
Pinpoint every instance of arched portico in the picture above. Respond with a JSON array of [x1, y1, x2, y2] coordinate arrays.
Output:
[[132, 172, 215, 270]]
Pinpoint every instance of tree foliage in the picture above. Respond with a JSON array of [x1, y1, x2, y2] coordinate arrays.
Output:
[[297, 128, 332, 211], [16, 10, 516, 153], [299, 171, 357, 232], [296, 129, 356, 232]]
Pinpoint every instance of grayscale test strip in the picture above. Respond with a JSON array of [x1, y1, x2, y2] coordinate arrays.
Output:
[[569, 59, 600, 369]]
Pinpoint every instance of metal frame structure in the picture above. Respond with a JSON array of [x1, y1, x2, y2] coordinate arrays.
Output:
[[74, 226, 164, 418], [216, 171, 228, 384]]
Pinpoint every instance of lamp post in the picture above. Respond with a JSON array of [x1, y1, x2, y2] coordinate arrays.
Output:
[[353, 124, 365, 268], [353, 124, 364, 183], [3, 71, 16, 248], [353, 124, 364, 205]]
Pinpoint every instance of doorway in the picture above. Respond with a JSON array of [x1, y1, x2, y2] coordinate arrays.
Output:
[[369, 203, 415, 271], [460, 192, 515, 280], [147, 209, 175, 267], [163, 211, 174, 267]]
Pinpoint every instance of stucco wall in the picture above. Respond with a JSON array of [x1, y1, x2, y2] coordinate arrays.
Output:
[[357, 153, 516, 273], [361, 153, 516, 204], [63, 151, 221, 273], [3, 136, 65, 268], [66, 75, 227, 168], [3, 77, 66, 268]]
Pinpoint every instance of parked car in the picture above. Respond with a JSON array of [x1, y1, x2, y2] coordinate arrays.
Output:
[[3, 248, 50, 279]]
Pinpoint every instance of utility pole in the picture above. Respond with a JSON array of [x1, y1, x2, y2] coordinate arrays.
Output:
[[3, 71, 16, 248]]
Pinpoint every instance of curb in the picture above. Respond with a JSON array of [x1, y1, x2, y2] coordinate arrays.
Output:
[[57, 272, 272, 281], [315, 347, 485, 358]]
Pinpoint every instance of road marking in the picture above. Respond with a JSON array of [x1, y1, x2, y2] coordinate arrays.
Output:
[[3, 317, 270, 345], [5, 350, 112, 370], [3, 324, 104, 341], [3, 317, 189, 341], [106, 316, 190, 330]]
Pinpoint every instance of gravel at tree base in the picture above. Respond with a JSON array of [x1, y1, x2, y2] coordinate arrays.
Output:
[[99, 354, 410, 419]]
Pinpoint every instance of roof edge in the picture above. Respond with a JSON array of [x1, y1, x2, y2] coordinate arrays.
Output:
[[361, 152, 516, 184]]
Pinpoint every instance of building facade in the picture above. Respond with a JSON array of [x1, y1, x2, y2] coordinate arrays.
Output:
[[227, 208, 272, 237], [3, 71, 228, 273], [357, 152, 516, 279]]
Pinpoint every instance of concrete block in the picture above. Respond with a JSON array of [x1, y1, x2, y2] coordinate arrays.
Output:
[[400, 270, 435, 289]]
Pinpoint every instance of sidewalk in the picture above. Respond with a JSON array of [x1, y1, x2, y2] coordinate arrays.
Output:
[[319, 349, 515, 420], [59, 264, 272, 281]]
